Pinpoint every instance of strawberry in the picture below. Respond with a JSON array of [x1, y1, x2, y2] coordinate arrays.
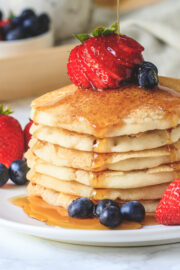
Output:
[[0, 105, 24, 168], [67, 23, 144, 90], [0, 19, 10, 27], [155, 179, 180, 225], [24, 120, 33, 152]]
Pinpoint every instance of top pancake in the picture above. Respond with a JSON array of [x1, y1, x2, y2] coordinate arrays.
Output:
[[31, 77, 180, 137]]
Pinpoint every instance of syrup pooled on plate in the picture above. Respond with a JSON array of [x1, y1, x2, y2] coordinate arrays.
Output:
[[10, 195, 158, 230]]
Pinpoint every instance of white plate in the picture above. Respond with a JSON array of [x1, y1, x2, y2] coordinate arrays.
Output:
[[0, 183, 180, 247]]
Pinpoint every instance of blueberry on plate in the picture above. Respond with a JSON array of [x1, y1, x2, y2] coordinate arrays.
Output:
[[94, 199, 119, 217], [0, 10, 3, 21], [139, 61, 158, 74], [138, 67, 158, 90], [68, 197, 94, 218], [0, 163, 9, 187], [21, 9, 36, 21], [99, 206, 123, 228], [6, 27, 25, 41], [22, 16, 39, 36], [120, 201, 145, 222], [9, 160, 29, 185], [11, 16, 23, 27]]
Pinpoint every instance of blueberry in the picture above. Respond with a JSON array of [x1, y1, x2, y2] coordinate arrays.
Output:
[[0, 163, 9, 187], [120, 201, 145, 222], [94, 199, 119, 217], [37, 13, 50, 34], [139, 61, 158, 74], [22, 16, 39, 36], [9, 160, 29, 185], [11, 16, 23, 27], [21, 9, 36, 21], [68, 197, 94, 218], [38, 13, 50, 26], [0, 24, 13, 39], [0, 10, 3, 21], [6, 27, 25, 41], [138, 68, 158, 89], [99, 206, 123, 228]]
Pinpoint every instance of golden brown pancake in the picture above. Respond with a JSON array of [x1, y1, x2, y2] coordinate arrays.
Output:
[[27, 171, 169, 201], [30, 123, 180, 153], [31, 77, 180, 137], [27, 138, 180, 172]]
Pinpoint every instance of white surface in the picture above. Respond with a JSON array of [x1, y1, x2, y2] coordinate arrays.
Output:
[[0, 30, 54, 59]]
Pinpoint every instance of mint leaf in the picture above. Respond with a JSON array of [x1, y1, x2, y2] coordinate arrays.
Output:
[[92, 26, 106, 37], [74, 33, 91, 43]]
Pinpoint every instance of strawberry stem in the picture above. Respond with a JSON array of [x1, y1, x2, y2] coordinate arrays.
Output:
[[74, 22, 122, 43], [0, 105, 13, 115]]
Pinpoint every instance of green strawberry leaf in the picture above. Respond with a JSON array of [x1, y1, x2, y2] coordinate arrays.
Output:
[[0, 105, 13, 115], [92, 26, 106, 37], [74, 33, 91, 43], [74, 22, 122, 43], [8, 10, 14, 20]]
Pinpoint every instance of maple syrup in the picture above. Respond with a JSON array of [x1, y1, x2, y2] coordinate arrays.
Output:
[[10, 195, 158, 230]]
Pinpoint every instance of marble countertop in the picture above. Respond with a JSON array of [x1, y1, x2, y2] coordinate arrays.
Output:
[[1, 226, 180, 270]]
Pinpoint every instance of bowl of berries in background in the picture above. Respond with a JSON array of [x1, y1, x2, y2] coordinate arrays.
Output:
[[0, 9, 54, 58]]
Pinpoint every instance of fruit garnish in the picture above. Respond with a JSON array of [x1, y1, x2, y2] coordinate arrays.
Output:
[[9, 160, 28, 186], [137, 61, 158, 89], [67, 23, 144, 90], [24, 120, 33, 152], [155, 179, 180, 225], [0, 105, 24, 167], [0, 163, 9, 187], [68, 198, 146, 228], [0, 8, 50, 41], [120, 201, 145, 222], [68, 197, 94, 218], [99, 206, 123, 228], [94, 199, 119, 217]]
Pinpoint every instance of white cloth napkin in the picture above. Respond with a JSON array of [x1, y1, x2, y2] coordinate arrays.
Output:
[[119, 0, 180, 78]]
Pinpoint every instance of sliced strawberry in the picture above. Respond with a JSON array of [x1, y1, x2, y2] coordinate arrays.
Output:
[[83, 46, 120, 88], [68, 46, 90, 88], [67, 32, 144, 89], [78, 45, 107, 89], [85, 37, 132, 82]]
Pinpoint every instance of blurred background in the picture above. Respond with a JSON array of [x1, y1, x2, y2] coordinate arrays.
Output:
[[0, 0, 179, 100]]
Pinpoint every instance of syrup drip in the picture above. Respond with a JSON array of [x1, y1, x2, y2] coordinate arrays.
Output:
[[117, 0, 120, 34], [165, 129, 180, 179], [10, 196, 158, 230]]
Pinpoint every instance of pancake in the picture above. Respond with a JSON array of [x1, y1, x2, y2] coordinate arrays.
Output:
[[27, 183, 159, 212], [31, 123, 180, 153], [27, 171, 169, 201], [31, 77, 180, 138], [27, 139, 180, 172], [27, 151, 180, 188]]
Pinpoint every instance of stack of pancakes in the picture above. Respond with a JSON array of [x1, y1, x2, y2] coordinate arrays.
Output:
[[26, 76, 180, 213]]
